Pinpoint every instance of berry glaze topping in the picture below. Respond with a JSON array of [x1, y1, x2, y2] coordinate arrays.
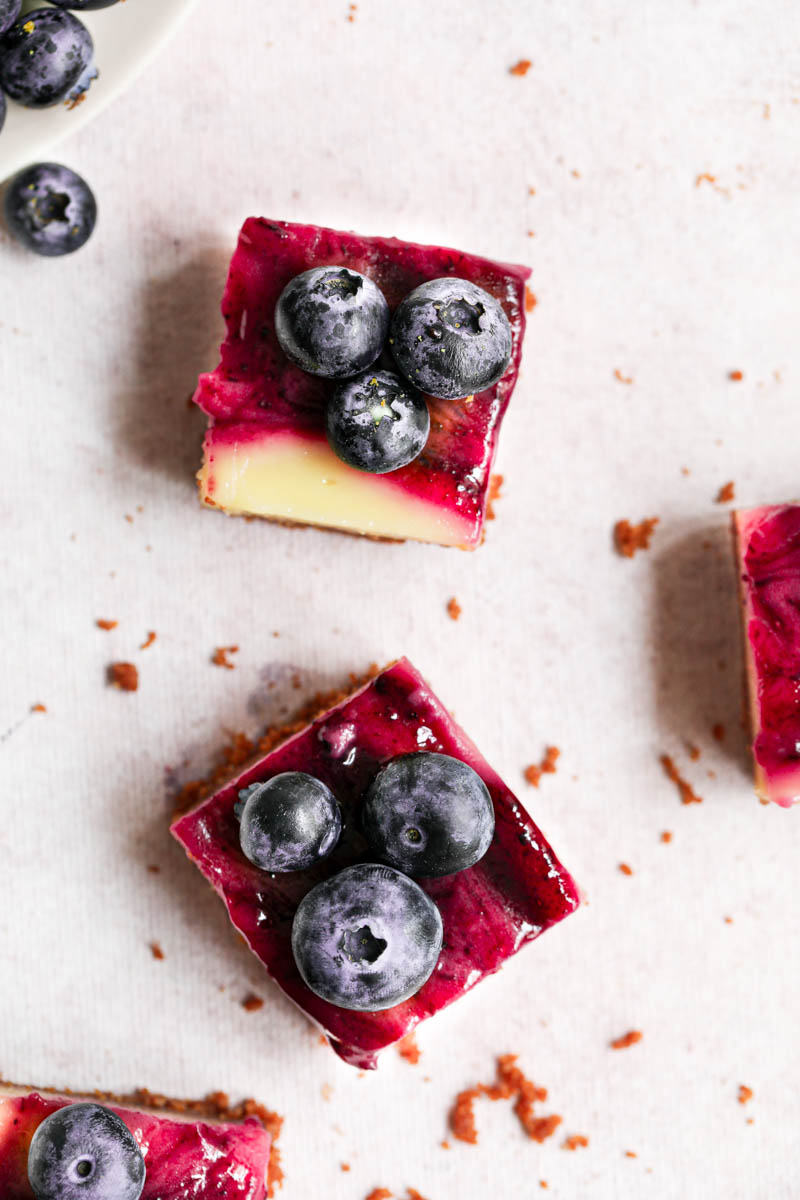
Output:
[[172, 659, 580, 1068], [736, 504, 800, 806], [194, 221, 530, 544], [0, 1092, 271, 1200]]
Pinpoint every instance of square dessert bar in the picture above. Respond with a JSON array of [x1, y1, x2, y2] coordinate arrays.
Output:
[[0, 1084, 276, 1199], [194, 220, 530, 549], [172, 659, 580, 1068], [734, 504, 800, 807]]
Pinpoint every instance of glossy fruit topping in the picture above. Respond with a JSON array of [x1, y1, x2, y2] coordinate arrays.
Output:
[[275, 266, 390, 378], [4, 163, 97, 256], [28, 1103, 145, 1200], [291, 862, 443, 1011], [390, 276, 513, 399], [362, 751, 495, 877], [0, 9, 95, 108], [239, 771, 342, 872], [325, 368, 430, 474]]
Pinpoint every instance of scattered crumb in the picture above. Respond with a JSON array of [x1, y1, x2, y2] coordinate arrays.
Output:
[[563, 1134, 589, 1150], [681, 466, 691, 476], [365, 1191, 393, 1200], [614, 368, 634, 385], [212, 645, 239, 670], [660, 831, 673, 844], [738, 1085, 753, 1105], [440, 1140, 450, 1150], [619, 862, 634, 876], [140, 631, 157, 650], [321, 1083, 333, 1101], [571, 169, 581, 179], [450, 1054, 560, 1145], [688, 744, 701, 761], [149, 942, 165, 961], [96, 618, 118, 631], [109, 662, 139, 692], [146, 864, 160, 874], [724, 916, 733, 924], [610, 1030, 642, 1050], [341, 1163, 351, 1172], [124, 514, 134, 524], [346, 2, 356, 19], [625, 1150, 638, 1158], [524, 746, 560, 788], [525, 286, 538, 313], [763, 103, 771, 119], [695, 172, 717, 187], [614, 517, 659, 558], [406, 1191, 429, 1200], [31, 703, 47, 713], [529, 186, 536, 195], [447, 597, 462, 622], [510, 59, 532, 76], [747, 1117, 754, 1125], [486, 474, 503, 521], [241, 993, 264, 1013], [712, 723, 726, 741], [398, 1032, 421, 1065], [540, 1184, 549, 1191], [660, 754, 703, 804], [729, 370, 744, 381], [716, 481, 735, 504], [526, 229, 535, 238]]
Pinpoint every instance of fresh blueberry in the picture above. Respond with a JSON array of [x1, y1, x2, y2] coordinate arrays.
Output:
[[28, 1102, 145, 1200], [390, 277, 513, 399], [362, 752, 495, 878], [325, 368, 429, 474], [0, 0, 20, 35], [275, 266, 390, 378], [291, 862, 443, 1011], [239, 772, 342, 873], [4, 163, 97, 257], [49, 0, 122, 8], [0, 9, 95, 108]]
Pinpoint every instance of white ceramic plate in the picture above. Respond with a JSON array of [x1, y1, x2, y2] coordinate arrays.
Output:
[[0, 0, 198, 182]]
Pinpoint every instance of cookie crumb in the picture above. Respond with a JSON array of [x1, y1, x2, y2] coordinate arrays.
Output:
[[524, 746, 560, 788], [688, 743, 701, 761], [510, 58, 532, 76], [695, 172, 717, 187], [31, 703, 47, 713], [618, 862, 633, 876], [540, 1184, 548, 1191], [398, 1032, 421, 1064], [525, 286, 538, 313], [365, 1191, 393, 1200], [729, 370, 743, 381], [450, 1054, 560, 1145], [712, 722, 726, 741], [716, 481, 735, 504], [341, 1163, 351, 1172], [440, 1140, 450, 1149], [146, 864, 160, 874], [109, 662, 139, 692], [149, 942, 165, 961], [614, 517, 659, 558], [614, 368, 634, 385], [406, 1191, 429, 1200], [724, 916, 733, 924], [610, 1030, 642, 1050], [96, 618, 118, 631], [660, 830, 673, 844], [212, 645, 239, 669], [563, 1134, 589, 1150], [241, 993, 264, 1012], [660, 754, 703, 804], [446, 597, 462, 622], [738, 1085, 753, 1105], [140, 631, 157, 650], [625, 1150, 637, 1158]]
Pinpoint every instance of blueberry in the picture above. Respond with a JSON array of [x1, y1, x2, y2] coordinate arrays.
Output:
[[362, 752, 495, 878], [0, 0, 20, 35], [4, 163, 97, 257], [239, 772, 342, 873], [390, 277, 513, 399], [0, 9, 95, 108], [275, 266, 390, 378], [49, 0, 122, 8], [28, 1103, 145, 1200], [325, 368, 429, 474], [291, 863, 443, 1011]]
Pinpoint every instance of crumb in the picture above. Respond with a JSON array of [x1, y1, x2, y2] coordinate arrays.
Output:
[[529, 186, 536, 195], [31, 703, 47, 713], [365, 1191, 393, 1200], [485, 474, 503, 521], [450, 1054, 560, 1145], [540, 1185, 548, 1191], [212, 645, 239, 669], [446, 597, 462, 622], [527, 229, 535, 237], [660, 831, 673, 844], [563, 1134, 589, 1150], [571, 169, 581, 178], [510, 59, 532, 76], [149, 942, 165, 961], [318, 1034, 327, 1045], [140, 631, 157, 650], [321, 1083, 333, 1101], [610, 1030, 642, 1050], [660, 754, 703, 804], [524, 745, 560, 787], [763, 103, 771, 118], [346, 2, 356, 18], [614, 517, 659, 558], [64, 92, 86, 111], [398, 1032, 421, 1065], [688, 744, 701, 761], [124, 514, 134, 524], [618, 862, 633, 876], [109, 662, 139, 692], [712, 723, 726, 741], [341, 1163, 351, 1172], [681, 466, 691, 476], [440, 1140, 450, 1149], [614, 368, 634, 385], [96, 619, 118, 631], [729, 370, 743, 381], [716, 481, 735, 504], [738, 1085, 753, 1105], [406, 1191, 429, 1200], [724, 916, 733, 924], [241, 993, 264, 1013], [146, 863, 160, 874], [525, 286, 538, 313], [747, 1117, 754, 1125], [695, 172, 717, 187], [291, 672, 302, 689], [625, 1150, 637, 1158]]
